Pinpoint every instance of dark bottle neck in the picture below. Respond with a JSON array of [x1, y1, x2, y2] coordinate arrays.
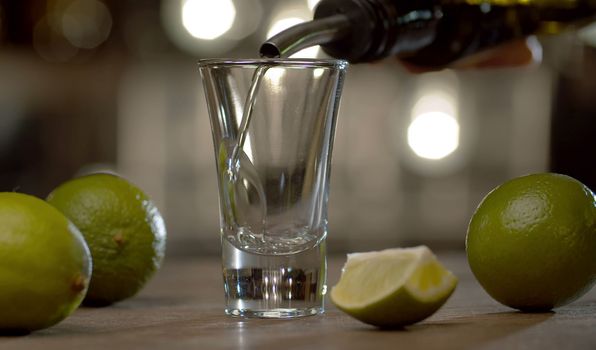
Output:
[[262, 0, 596, 65], [314, 0, 441, 63]]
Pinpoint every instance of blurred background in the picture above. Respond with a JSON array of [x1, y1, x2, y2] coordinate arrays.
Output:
[[1, 0, 595, 256]]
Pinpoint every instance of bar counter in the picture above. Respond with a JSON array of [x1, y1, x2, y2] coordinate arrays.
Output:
[[2, 252, 595, 349]]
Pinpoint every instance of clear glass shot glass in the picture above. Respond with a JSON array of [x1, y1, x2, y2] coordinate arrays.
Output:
[[199, 58, 348, 318]]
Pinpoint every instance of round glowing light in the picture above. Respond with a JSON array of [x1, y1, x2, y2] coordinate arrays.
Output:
[[182, 0, 236, 40], [267, 17, 320, 58], [407, 112, 460, 160], [62, 0, 113, 49]]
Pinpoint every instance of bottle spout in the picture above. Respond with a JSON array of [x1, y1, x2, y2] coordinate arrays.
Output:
[[260, 14, 351, 58]]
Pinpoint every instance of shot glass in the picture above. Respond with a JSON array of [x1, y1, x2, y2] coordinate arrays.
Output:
[[199, 58, 347, 318]]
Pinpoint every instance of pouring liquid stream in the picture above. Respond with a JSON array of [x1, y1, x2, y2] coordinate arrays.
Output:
[[223, 57, 328, 255], [221, 65, 269, 253]]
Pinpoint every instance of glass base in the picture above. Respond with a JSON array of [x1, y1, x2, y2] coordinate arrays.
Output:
[[221, 237, 327, 319], [225, 307, 323, 318]]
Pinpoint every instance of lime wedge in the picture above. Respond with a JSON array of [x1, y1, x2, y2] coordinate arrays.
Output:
[[330, 246, 458, 328]]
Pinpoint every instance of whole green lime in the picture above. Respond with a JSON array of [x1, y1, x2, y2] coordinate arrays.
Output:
[[0, 192, 91, 333], [47, 173, 166, 306], [466, 173, 596, 311]]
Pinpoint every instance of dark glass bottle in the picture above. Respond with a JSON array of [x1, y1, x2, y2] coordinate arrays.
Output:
[[261, 0, 596, 66]]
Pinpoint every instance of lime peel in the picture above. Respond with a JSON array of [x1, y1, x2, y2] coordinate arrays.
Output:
[[0, 192, 92, 332], [331, 246, 457, 328], [47, 173, 166, 306], [466, 173, 596, 311]]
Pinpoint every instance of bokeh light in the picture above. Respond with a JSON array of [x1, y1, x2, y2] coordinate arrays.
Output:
[[161, 0, 243, 55], [224, 0, 262, 41], [182, 0, 236, 40], [32, 0, 112, 62], [407, 93, 460, 160], [62, 0, 112, 49]]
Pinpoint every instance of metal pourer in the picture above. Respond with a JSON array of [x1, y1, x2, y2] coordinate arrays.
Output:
[[260, 14, 352, 58], [258, 0, 392, 63]]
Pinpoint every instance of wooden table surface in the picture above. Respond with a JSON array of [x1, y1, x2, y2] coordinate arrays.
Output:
[[2, 252, 595, 350]]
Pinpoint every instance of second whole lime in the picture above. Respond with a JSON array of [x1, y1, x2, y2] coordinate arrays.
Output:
[[466, 173, 596, 311], [47, 173, 167, 306]]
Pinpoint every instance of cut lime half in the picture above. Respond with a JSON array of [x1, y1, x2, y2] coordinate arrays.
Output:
[[330, 246, 457, 328]]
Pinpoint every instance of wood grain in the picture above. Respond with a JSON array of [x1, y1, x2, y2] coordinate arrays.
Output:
[[1, 253, 595, 350]]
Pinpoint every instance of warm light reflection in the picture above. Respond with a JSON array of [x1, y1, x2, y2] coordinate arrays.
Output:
[[267, 17, 319, 58], [182, 0, 236, 40], [313, 68, 325, 78], [407, 111, 460, 160], [266, 67, 286, 85], [243, 136, 254, 163]]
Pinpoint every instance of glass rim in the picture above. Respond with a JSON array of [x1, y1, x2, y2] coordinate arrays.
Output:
[[197, 58, 348, 70]]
